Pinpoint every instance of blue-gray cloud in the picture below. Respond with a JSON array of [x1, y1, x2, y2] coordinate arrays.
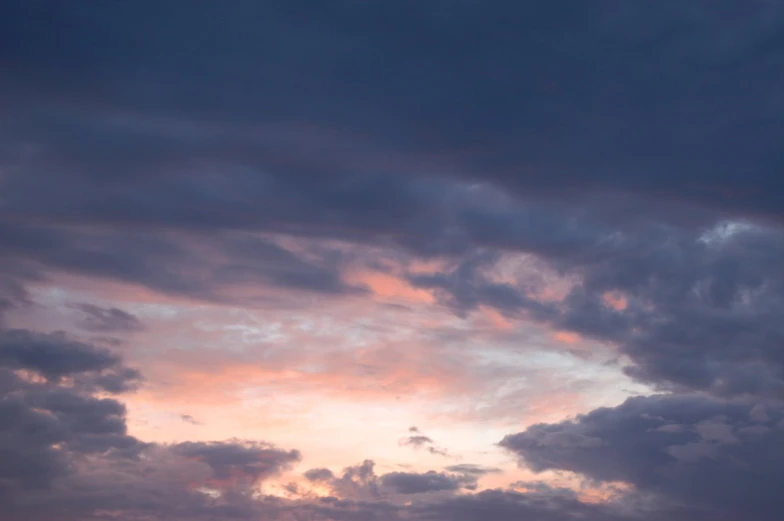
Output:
[[68, 303, 144, 333], [1, 1, 784, 520], [501, 394, 784, 520]]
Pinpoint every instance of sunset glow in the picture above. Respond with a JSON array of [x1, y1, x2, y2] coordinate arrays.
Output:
[[2, 2, 783, 521]]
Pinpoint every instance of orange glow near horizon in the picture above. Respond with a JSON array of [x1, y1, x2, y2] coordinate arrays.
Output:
[[15, 253, 647, 499]]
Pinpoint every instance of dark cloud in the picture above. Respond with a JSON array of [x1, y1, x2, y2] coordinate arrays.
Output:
[[68, 303, 144, 333], [171, 440, 301, 486], [408, 249, 558, 319], [0, 329, 123, 381], [556, 224, 784, 399], [304, 462, 480, 499], [412, 222, 784, 400], [0, 275, 31, 324], [0, 1, 782, 278], [1, 1, 784, 520], [299, 488, 633, 521], [0, 336, 144, 497], [380, 471, 469, 494], [89, 367, 143, 394], [414, 488, 625, 521], [0, 222, 360, 304], [501, 394, 784, 520], [304, 467, 335, 483], [0, 380, 70, 490], [0, 328, 141, 394], [331, 460, 381, 500], [2, 1, 783, 225]]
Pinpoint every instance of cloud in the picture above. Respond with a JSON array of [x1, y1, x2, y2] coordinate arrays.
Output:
[[401, 435, 433, 448], [2, 2, 784, 292], [331, 460, 381, 500], [399, 429, 451, 458], [171, 440, 301, 488], [0, 329, 140, 392], [303, 460, 486, 499], [180, 414, 202, 425], [304, 467, 335, 483], [412, 222, 784, 400], [3, 4, 783, 219], [67, 303, 144, 333], [0, 275, 31, 324], [0, 335, 144, 496], [0, 222, 361, 304], [0, 336, 765, 521], [444, 464, 501, 477], [381, 471, 473, 494], [501, 394, 784, 520], [427, 446, 450, 457], [413, 488, 624, 521], [0, 323, 306, 520], [1, 1, 784, 520]]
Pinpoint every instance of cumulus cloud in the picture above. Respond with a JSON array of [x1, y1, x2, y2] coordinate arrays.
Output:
[[304, 467, 335, 483], [0, 334, 144, 497], [501, 395, 784, 520], [171, 440, 301, 489], [413, 223, 784, 400], [0, 329, 121, 378], [0, 329, 141, 392]]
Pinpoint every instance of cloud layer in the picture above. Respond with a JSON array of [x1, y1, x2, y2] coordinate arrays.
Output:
[[2, 1, 784, 520]]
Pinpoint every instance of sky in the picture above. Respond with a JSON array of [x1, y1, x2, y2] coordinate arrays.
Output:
[[1, 1, 784, 520]]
